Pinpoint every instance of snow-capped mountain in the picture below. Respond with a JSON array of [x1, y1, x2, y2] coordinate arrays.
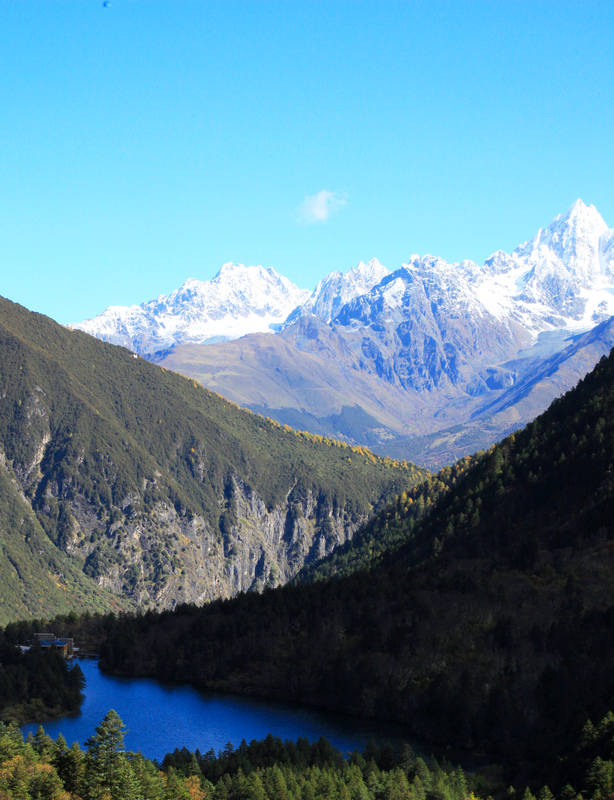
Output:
[[72, 201, 613, 383], [70, 263, 311, 355], [284, 258, 390, 325], [328, 200, 614, 340], [300, 200, 614, 392], [469, 199, 614, 334]]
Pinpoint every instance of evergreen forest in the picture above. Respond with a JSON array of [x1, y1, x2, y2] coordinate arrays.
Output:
[[0, 709, 480, 800]]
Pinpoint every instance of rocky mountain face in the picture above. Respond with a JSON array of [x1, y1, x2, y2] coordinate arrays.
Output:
[[284, 258, 390, 326], [70, 263, 310, 355], [332, 260, 522, 392], [0, 298, 424, 623]]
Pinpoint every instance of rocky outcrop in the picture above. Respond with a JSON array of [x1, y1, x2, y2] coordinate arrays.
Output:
[[30, 472, 362, 610], [3, 409, 365, 610]]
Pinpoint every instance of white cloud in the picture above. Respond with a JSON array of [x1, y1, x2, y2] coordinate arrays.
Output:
[[297, 190, 347, 225]]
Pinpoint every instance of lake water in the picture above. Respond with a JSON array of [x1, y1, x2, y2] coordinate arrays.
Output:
[[22, 659, 416, 762]]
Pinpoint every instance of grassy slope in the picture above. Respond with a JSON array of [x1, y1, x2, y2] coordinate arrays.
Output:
[[0, 297, 426, 622], [154, 327, 419, 435]]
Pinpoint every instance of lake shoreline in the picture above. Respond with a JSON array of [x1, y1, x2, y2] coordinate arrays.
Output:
[[97, 657, 495, 768], [20, 658, 492, 771]]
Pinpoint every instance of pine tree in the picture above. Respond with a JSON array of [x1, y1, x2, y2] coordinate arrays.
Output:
[[32, 725, 54, 760], [559, 785, 579, 800], [245, 770, 266, 800], [84, 709, 138, 800]]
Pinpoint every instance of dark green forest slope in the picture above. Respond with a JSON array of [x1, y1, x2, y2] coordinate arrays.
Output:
[[95, 349, 614, 784], [0, 297, 425, 624]]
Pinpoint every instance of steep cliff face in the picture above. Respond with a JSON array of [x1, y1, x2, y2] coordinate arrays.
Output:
[[42, 473, 363, 610]]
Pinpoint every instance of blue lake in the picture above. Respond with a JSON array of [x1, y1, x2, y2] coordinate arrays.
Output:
[[22, 659, 416, 762]]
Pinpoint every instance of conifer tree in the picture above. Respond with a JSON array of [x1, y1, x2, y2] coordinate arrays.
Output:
[[84, 710, 140, 800]]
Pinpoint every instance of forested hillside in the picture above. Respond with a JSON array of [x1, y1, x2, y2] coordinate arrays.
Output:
[[94, 349, 614, 784], [0, 297, 425, 624]]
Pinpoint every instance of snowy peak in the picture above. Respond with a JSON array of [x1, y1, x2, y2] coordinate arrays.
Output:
[[70, 263, 310, 355], [150, 264, 307, 318], [212, 262, 300, 296], [326, 201, 614, 392], [470, 199, 614, 331], [513, 199, 610, 284], [284, 257, 390, 325], [336, 254, 489, 330]]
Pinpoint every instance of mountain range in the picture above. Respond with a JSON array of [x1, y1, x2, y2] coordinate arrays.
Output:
[[71, 201, 613, 466], [72, 201, 614, 356]]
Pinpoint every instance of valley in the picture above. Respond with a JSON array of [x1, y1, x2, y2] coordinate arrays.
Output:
[[3, 5, 613, 799], [6, 339, 614, 797], [69, 344, 614, 787]]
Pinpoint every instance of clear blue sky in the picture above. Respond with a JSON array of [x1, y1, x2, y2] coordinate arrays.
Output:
[[1, 1, 613, 324]]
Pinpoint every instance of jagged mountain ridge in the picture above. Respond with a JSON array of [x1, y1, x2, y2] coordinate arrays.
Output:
[[325, 200, 614, 393], [73, 200, 614, 364]]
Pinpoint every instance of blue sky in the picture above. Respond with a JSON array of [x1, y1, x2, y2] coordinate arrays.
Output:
[[1, 1, 613, 324]]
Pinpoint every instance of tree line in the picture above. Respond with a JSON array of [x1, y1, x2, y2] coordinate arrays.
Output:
[[0, 709, 475, 800]]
